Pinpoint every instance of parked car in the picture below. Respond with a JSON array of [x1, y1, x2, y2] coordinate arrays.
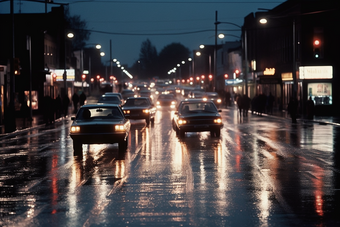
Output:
[[121, 97, 156, 126], [70, 104, 130, 155], [156, 94, 177, 109], [172, 99, 223, 138], [98, 94, 122, 105]]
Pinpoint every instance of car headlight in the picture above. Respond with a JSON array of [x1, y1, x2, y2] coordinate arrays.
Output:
[[156, 101, 160, 105], [70, 126, 80, 133], [214, 118, 222, 124], [171, 101, 176, 105], [178, 119, 187, 125], [217, 99, 222, 103], [115, 125, 125, 131], [143, 109, 149, 113], [123, 110, 130, 114]]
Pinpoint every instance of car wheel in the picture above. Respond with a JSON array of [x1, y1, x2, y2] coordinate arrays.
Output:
[[215, 130, 221, 137], [146, 118, 150, 126], [179, 129, 185, 138], [73, 140, 82, 156]]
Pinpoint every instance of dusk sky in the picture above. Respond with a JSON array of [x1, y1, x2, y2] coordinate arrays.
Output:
[[0, 0, 285, 67]]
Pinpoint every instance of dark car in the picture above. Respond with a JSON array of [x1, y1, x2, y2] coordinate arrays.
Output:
[[105, 92, 124, 103], [203, 92, 222, 108], [121, 89, 135, 100], [98, 94, 122, 105], [156, 94, 177, 109], [172, 99, 223, 138], [70, 104, 130, 155], [121, 97, 156, 126]]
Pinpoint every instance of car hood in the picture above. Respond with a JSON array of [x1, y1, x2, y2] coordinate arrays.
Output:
[[72, 119, 127, 126], [122, 106, 151, 110], [179, 112, 220, 118]]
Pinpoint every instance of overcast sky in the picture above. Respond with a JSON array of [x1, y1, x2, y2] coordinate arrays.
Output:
[[0, 0, 285, 67]]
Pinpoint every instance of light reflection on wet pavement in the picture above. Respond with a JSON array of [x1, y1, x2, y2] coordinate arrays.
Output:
[[0, 107, 340, 226]]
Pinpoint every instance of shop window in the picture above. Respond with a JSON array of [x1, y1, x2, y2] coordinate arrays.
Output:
[[307, 83, 332, 105]]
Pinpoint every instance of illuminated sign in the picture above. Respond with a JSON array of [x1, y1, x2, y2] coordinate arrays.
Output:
[[225, 79, 243, 85], [281, 72, 293, 81], [299, 66, 332, 79], [263, 68, 275, 75], [50, 69, 75, 81]]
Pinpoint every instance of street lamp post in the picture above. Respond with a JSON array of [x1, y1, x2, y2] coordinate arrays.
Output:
[[214, 11, 243, 94]]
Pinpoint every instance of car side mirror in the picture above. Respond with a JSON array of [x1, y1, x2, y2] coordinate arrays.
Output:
[[218, 109, 222, 112]]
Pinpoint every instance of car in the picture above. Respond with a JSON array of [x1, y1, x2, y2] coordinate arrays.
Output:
[[105, 92, 124, 102], [156, 94, 177, 109], [69, 104, 130, 155], [121, 97, 156, 126], [172, 99, 223, 138], [121, 89, 135, 100], [98, 94, 122, 105], [203, 92, 222, 108]]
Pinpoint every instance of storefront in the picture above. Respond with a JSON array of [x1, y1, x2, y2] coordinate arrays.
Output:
[[299, 66, 333, 116]]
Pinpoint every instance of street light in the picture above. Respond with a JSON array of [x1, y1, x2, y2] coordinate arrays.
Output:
[[214, 11, 242, 93]]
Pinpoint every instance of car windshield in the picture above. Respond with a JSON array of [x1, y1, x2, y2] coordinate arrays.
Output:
[[180, 102, 217, 113], [124, 98, 150, 107], [77, 107, 124, 120]]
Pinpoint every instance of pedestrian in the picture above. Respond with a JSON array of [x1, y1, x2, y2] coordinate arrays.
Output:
[[306, 96, 315, 119], [79, 91, 86, 106], [72, 92, 79, 113], [236, 94, 243, 117], [251, 94, 259, 114], [288, 97, 298, 123], [62, 94, 70, 117], [242, 94, 251, 116]]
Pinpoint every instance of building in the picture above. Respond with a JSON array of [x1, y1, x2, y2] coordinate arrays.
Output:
[[243, 0, 340, 116], [0, 6, 75, 126]]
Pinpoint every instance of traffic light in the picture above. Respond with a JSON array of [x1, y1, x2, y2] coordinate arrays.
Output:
[[313, 28, 324, 59], [12, 58, 21, 75], [313, 38, 321, 58]]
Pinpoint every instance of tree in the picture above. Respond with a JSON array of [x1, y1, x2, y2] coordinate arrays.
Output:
[[139, 39, 158, 79], [65, 8, 90, 50], [158, 43, 190, 79]]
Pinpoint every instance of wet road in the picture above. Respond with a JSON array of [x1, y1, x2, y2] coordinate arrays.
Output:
[[1, 104, 340, 226]]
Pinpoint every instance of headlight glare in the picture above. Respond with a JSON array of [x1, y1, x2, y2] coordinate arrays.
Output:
[[115, 125, 125, 131], [71, 126, 80, 133], [178, 119, 187, 125], [214, 118, 222, 124], [143, 109, 149, 113]]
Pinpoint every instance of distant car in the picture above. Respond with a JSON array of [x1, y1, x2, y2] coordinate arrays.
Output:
[[156, 94, 177, 109], [172, 99, 223, 138], [203, 92, 222, 108], [98, 94, 122, 105], [105, 92, 124, 102], [70, 104, 130, 155], [139, 90, 153, 99], [121, 89, 135, 100], [121, 97, 156, 126]]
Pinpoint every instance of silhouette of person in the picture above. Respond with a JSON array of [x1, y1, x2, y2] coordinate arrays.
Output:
[[288, 97, 298, 123], [72, 92, 79, 113]]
